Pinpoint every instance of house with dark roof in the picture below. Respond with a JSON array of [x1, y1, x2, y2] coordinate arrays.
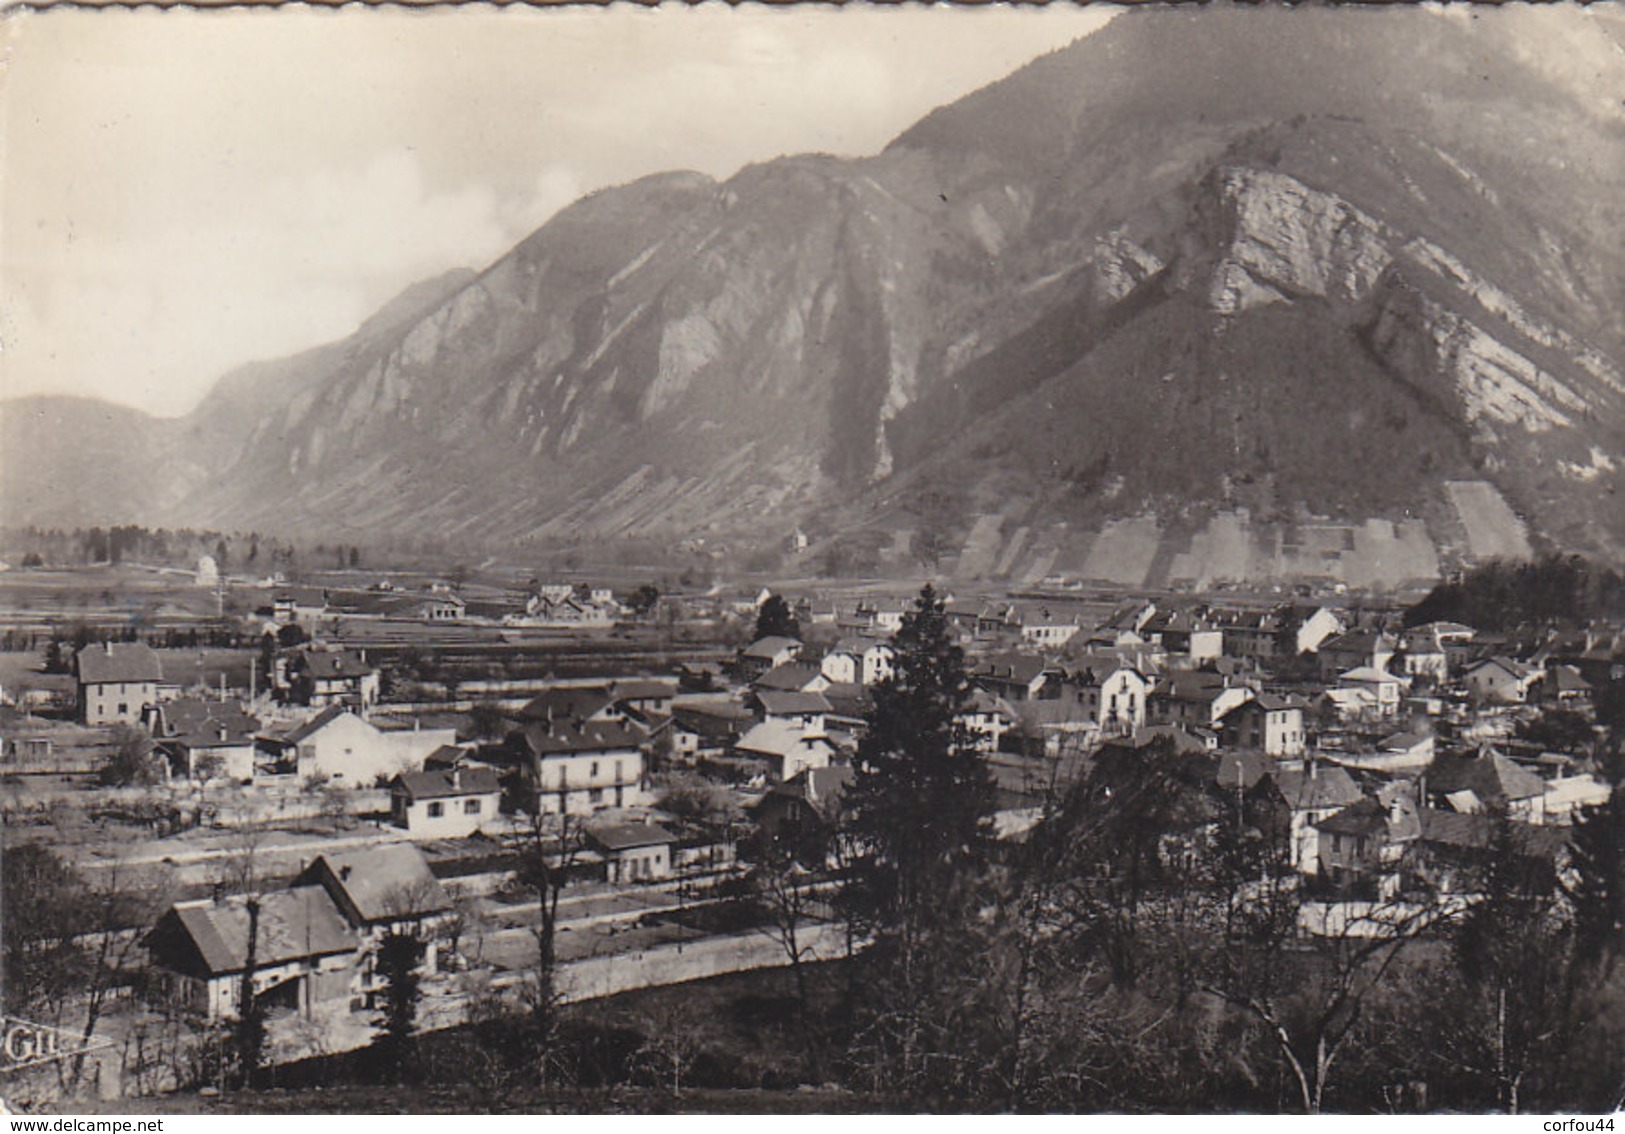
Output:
[[147, 697, 261, 782], [1461, 656, 1542, 704], [75, 642, 163, 725], [750, 765, 855, 866], [587, 821, 677, 883], [145, 886, 357, 1020], [670, 702, 752, 765], [1149, 671, 1254, 731], [390, 766, 503, 838], [1423, 748, 1547, 823], [738, 636, 803, 679], [1317, 630, 1398, 679], [752, 689, 832, 732], [1413, 809, 1569, 894], [752, 662, 830, 695], [1249, 761, 1365, 874], [295, 845, 454, 1004], [278, 645, 379, 710], [508, 719, 647, 814], [972, 653, 1055, 703], [1314, 787, 1421, 895], [1219, 693, 1308, 757]]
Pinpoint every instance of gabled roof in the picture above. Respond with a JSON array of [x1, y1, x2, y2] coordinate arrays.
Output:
[[735, 719, 833, 760], [163, 886, 354, 976], [973, 653, 1050, 685], [742, 636, 801, 660], [1155, 672, 1236, 703], [1266, 764, 1364, 812], [1321, 629, 1394, 654], [280, 704, 352, 745], [159, 699, 261, 747], [757, 764, 855, 819], [76, 642, 162, 685], [671, 702, 752, 741], [1463, 655, 1537, 681], [514, 686, 617, 723], [1249, 692, 1309, 712], [1417, 809, 1569, 859], [1111, 724, 1210, 756], [588, 821, 676, 852], [1314, 797, 1389, 838], [753, 662, 826, 692], [962, 687, 1016, 719], [305, 845, 450, 924], [1216, 750, 1272, 792], [820, 682, 872, 720], [513, 719, 644, 757], [756, 689, 832, 716], [1425, 750, 1545, 803], [289, 647, 374, 680], [393, 767, 502, 801], [1339, 666, 1404, 685], [833, 636, 890, 656]]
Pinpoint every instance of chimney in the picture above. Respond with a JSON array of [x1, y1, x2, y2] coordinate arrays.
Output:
[[103, 641, 113, 655], [452, 768, 462, 790], [340, 865, 352, 881]]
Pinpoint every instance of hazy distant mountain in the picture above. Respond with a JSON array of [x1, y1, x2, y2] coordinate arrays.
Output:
[[5, 7, 1620, 582]]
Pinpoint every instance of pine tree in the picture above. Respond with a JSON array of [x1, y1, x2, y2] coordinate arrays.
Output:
[[1567, 786, 1625, 972], [371, 931, 426, 1082], [754, 593, 801, 642], [839, 582, 997, 1094]]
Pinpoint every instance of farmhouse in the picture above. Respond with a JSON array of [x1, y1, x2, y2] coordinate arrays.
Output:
[[145, 887, 357, 1021], [75, 642, 163, 726]]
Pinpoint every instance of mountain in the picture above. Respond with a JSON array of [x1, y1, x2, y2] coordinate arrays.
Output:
[[4, 6, 1621, 586]]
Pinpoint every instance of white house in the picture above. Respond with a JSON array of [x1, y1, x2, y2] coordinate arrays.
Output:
[[1218, 694, 1307, 757], [145, 887, 357, 1021], [1336, 666, 1408, 718], [510, 719, 647, 815], [588, 822, 676, 884], [735, 718, 834, 783], [261, 706, 456, 785], [390, 767, 503, 838], [957, 689, 1016, 753], [1461, 656, 1542, 704], [75, 642, 163, 726]]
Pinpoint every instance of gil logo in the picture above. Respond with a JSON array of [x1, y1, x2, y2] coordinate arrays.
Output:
[[0, 1017, 109, 1073]]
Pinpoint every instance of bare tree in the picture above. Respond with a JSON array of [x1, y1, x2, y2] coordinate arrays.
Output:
[[509, 808, 586, 1079]]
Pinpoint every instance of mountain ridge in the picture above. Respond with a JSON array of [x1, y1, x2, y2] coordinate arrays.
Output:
[[3, 6, 1621, 583]]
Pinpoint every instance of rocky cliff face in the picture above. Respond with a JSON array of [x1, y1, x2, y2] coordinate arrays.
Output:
[[4, 6, 1620, 578]]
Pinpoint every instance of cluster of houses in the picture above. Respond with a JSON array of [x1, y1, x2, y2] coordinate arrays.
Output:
[[255, 580, 625, 631], [56, 585, 1622, 1034], [706, 591, 1618, 908]]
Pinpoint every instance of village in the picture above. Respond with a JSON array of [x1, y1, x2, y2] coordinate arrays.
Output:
[[0, 550, 1621, 1108]]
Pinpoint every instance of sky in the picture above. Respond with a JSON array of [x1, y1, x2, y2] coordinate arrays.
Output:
[[0, 3, 1116, 418]]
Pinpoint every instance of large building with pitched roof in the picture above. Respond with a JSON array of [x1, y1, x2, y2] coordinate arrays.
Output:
[[75, 642, 163, 725]]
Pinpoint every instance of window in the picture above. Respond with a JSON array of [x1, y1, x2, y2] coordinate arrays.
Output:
[[427, 802, 444, 818], [590, 761, 599, 778], [590, 788, 604, 804], [463, 798, 481, 815], [117, 703, 129, 715]]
